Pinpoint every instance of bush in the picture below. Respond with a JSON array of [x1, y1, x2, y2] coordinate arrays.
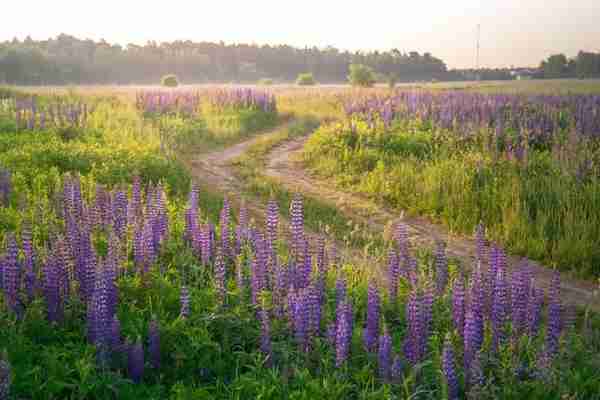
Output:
[[348, 64, 376, 87], [161, 74, 179, 88], [296, 73, 317, 86], [258, 78, 274, 86]]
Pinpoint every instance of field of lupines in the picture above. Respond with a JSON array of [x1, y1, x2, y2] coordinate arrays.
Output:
[[304, 91, 600, 278], [0, 85, 599, 399]]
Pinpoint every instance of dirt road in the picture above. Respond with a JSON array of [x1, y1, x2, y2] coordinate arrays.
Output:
[[187, 123, 599, 312]]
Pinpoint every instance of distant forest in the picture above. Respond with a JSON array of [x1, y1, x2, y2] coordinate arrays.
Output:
[[1, 34, 598, 85], [0, 34, 450, 85]]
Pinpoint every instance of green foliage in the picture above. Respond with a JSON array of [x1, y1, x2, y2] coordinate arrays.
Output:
[[348, 64, 376, 88], [296, 73, 317, 86], [258, 78, 274, 86], [161, 74, 179, 88], [303, 119, 600, 277]]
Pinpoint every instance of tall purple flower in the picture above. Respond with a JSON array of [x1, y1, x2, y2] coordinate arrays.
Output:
[[220, 197, 231, 258], [387, 249, 400, 300], [335, 301, 352, 367], [442, 335, 459, 400], [2, 233, 19, 313], [259, 308, 272, 362], [21, 223, 36, 301], [363, 279, 380, 353], [215, 248, 226, 305], [463, 309, 483, 375], [148, 319, 160, 370], [452, 277, 466, 337], [378, 328, 392, 381], [43, 252, 62, 323], [128, 340, 144, 384], [336, 275, 347, 306], [545, 271, 562, 357], [511, 260, 530, 338], [527, 283, 544, 337], [290, 194, 305, 259], [266, 198, 279, 250], [491, 268, 509, 350]]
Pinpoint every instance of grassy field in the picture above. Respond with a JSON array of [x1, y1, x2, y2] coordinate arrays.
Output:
[[0, 83, 599, 399]]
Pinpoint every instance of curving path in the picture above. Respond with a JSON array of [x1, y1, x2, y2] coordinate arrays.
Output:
[[186, 122, 599, 312]]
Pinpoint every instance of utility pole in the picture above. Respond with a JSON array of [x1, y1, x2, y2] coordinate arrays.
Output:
[[476, 24, 481, 80]]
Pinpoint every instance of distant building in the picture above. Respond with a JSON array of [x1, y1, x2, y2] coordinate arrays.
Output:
[[510, 69, 539, 80]]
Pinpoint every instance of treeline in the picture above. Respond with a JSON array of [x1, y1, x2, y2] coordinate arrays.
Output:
[[540, 51, 600, 79], [0, 34, 449, 85]]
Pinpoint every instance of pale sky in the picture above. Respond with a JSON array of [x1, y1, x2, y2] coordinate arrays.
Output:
[[1, 0, 599, 68]]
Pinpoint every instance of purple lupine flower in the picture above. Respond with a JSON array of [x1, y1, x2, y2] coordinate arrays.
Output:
[[104, 239, 119, 318], [215, 248, 226, 305], [315, 236, 327, 276], [110, 316, 122, 353], [43, 252, 62, 323], [435, 241, 448, 295], [378, 329, 392, 381], [292, 288, 309, 352], [363, 279, 381, 353], [148, 319, 160, 370], [511, 260, 530, 338], [469, 263, 485, 333], [442, 335, 459, 400], [308, 282, 322, 336], [475, 222, 487, 265], [128, 340, 144, 384], [200, 224, 212, 265], [21, 222, 36, 301], [259, 308, 272, 362], [180, 285, 191, 318], [266, 198, 279, 249], [391, 355, 404, 381], [290, 194, 305, 259], [527, 282, 544, 337], [250, 253, 266, 306], [112, 189, 128, 240], [387, 249, 400, 300], [272, 262, 288, 317], [545, 271, 562, 357], [403, 290, 420, 365], [452, 277, 466, 337], [335, 275, 347, 306], [220, 197, 231, 258], [420, 285, 434, 357], [0, 354, 10, 400], [2, 233, 20, 313], [89, 274, 110, 354], [335, 301, 352, 367], [463, 309, 483, 375], [491, 268, 509, 351]]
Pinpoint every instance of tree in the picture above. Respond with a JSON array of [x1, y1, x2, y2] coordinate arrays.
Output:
[[540, 54, 569, 79], [348, 64, 376, 87], [161, 74, 179, 87], [296, 72, 316, 86]]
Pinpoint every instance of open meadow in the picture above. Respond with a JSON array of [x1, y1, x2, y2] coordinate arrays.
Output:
[[1, 80, 600, 399]]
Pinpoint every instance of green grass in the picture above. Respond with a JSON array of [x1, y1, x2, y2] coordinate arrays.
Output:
[[303, 118, 600, 278]]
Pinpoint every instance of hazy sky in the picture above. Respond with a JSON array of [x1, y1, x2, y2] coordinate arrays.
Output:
[[1, 0, 599, 68]]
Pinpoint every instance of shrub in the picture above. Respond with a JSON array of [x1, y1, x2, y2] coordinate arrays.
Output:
[[258, 78, 274, 86], [296, 73, 317, 86], [161, 74, 179, 88], [348, 64, 376, 87]]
